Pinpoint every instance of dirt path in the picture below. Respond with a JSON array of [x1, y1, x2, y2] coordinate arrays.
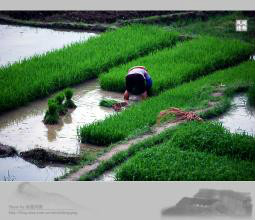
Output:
[[63, 89, 224, 181], [63, 121, 182, 181]]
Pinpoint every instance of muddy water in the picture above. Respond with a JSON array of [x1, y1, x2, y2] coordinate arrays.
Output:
[[0, 24, 96, 66], [0, 156, 68, 181], [0, 80, 123, 154], [216, 93, 255, 136], [0, 24, 123, 180], [0, 79, 123, 180]]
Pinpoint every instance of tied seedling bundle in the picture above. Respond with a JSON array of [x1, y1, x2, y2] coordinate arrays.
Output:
[[44, 88, 76, 125]]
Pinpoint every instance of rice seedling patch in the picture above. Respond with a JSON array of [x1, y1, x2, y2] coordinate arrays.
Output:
[[99, 36, 254, 95]]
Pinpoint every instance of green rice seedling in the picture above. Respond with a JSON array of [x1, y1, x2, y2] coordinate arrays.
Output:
[[170, 121, 255, 161], [100, 36, 254, 94], [64, 88, 76, 108], [44, 99, 59, 124], [0, 24, 179, 113], [79, 127, 177, 180], [55, 92, 67, 115], [99, 99, 118, 108], [79, 120, 255, 180], [80, 61, 255, 146], [115, 145, 255, 181]]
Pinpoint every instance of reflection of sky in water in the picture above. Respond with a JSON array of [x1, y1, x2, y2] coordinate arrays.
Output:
[[0, 156, 68, 181], [0, 79, 123, 154], [0, 24, 96, 66], [216, 94, 255, 136]]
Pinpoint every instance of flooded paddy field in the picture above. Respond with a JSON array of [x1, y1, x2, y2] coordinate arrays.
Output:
[[216, 93, 255, 136], [95, 93, 255, 182], [1, 21, 254, 182], [0, 24, 96, 66], [0, 80, 122, 154], [0, 24, 115, 181], [0, 79, 124, 181]]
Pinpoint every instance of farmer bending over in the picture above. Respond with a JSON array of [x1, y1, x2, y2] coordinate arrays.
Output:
[[124, 66, 152, 102]]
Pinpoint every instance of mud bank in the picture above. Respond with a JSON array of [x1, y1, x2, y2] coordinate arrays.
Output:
[[0, 144, 17, 158], [20, 148, 80, 168], [0, 11, 228, 32]]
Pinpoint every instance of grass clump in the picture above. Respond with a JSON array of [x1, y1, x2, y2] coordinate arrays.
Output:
[[64, 88, 76, 108], [100, 36, 254, 94], [43, 99, 59, 124], [0, 24, 179, 113], [115, 145, 255, 181], [80, 61, 255, 146], [99, 99, 118, 108]]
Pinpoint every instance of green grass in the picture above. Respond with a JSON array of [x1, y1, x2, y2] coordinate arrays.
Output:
[[0, 24, 179, 114], [170, 121, 255, 161], [99, 36, 253, 94], [79, 128, 176, 180], [115, 145, 255, 181], [79, 120, 255, 180], [80, 61, 255, 146], [168, 12, 255, 45]]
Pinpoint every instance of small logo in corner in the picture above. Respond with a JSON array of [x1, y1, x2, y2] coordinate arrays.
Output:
[[236, 20, 247, 32]]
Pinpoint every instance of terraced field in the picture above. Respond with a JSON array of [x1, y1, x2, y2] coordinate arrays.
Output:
[[1, 18, 254, 181], [115, 122, 255, 181], [0, 24, 179, 113], [99, 36, 254, 94], [80, 61, 255, 146]]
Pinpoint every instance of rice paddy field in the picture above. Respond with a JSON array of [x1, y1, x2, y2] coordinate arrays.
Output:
[[114, 121, 255, 181], [1, 12, 255, 181], [99, 37, 254, 94], [80, 61, 255, 146], [0, 24, 179, 113]]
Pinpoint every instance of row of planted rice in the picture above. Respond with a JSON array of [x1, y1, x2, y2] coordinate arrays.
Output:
[[1, 23, 254, 181], [80, 56, 255, 146], [99, 36, 254, 94], [115, 121, 255, 181], [0, 24, 179, 114], [80, 62, 255, 181]]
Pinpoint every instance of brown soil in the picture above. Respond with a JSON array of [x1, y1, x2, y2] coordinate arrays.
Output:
[[20, 148, 80, 168], [0, 11, 228, 32], [0, 11, 178, 24], [0, 143, 17, 158]]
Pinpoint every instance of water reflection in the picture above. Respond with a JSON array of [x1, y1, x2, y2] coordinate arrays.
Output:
[[0, 24, 96, 67], [0, 79, 123, 154], [216, 93, 255, 136], [0, 156, 68, 181]]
